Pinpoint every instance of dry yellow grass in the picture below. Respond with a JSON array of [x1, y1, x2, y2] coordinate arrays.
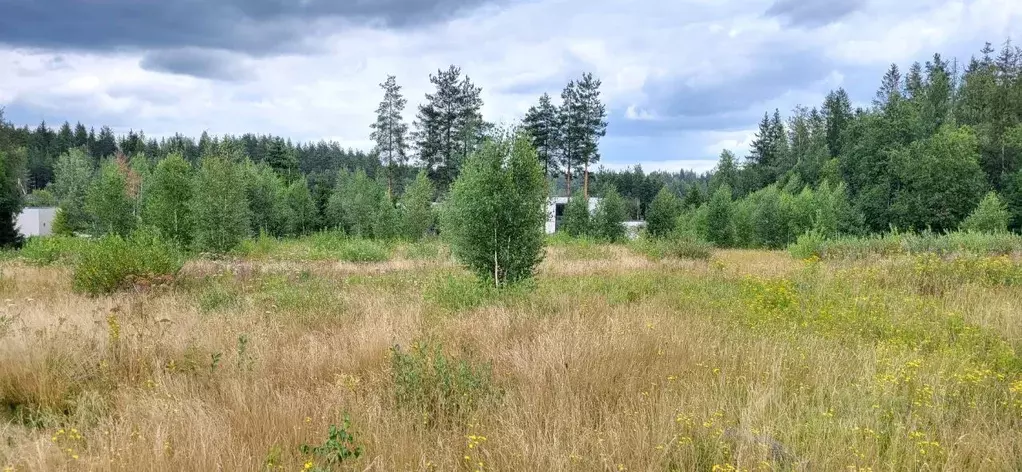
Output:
[[2, 245, 1021, 471]]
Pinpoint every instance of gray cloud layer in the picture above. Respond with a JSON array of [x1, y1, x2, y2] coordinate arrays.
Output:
[[0, 0, 500, 53], [765, 0, 866, 27]]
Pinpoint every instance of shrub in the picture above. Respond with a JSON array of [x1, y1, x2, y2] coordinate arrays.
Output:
[[399, 171, 436, 241], [24, 188, 57, 207], [632, 234, 712, 261], [19, 235, 87, 265], [960, 191, 1010, 233], [336, 238, 391, 263], [705, 184, 735, 247], [143, 153, 194, 247], [593, 185, 627, 243], [561, 195, 592, 238], [391, 341, 497, 427], [86, 158, 136, 237], [72, 228, 183, 295], [440, 131, 547, 288], [645, 187, 682, 238]]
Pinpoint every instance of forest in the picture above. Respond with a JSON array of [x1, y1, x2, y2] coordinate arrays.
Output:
[[1, 39, 1021, 251]]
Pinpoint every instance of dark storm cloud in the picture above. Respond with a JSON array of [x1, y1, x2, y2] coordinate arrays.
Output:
[[765, 0, 866, 27], [0, 0, 501, 53], [139, 49, 251, 81]]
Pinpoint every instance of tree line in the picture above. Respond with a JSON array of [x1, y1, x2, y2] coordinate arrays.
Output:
[[630, 38, 1022, 248]]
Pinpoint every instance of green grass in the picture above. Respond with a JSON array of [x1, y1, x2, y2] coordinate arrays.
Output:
[[789, 230, 1022, 260]]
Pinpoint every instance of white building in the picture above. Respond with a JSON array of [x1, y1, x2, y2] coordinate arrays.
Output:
[[15, 207, 57, 237], [546, 197, 600, 234]]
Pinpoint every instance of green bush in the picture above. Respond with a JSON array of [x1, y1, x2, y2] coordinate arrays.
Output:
[[391, 341, 498, 427], [593, 185, 627, 243], [336, 238, 391, 263], [632, 234, 712, 261], [960, 191, 1010, 233], [561, 195, 592, 238], [440, 131, 547, 288], [19, 235, 87, 265], [645, 187, 682, 238], [72, 229, 184, 295]]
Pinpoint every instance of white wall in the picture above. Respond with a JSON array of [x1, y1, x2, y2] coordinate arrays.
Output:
[[15, 207, 57, 237]]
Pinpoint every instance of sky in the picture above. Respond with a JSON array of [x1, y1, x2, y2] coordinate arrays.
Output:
[[1, 0, 1020, 173]]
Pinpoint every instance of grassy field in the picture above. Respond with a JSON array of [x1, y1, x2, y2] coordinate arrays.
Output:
[[2, 239, 1022, 471]]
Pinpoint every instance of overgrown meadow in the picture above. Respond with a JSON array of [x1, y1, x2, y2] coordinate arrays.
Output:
[[2, 233, 1021, 471]]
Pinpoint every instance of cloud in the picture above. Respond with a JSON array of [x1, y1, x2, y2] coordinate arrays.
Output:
[[765, 0, 865, 27], [2, 0, 1021, 173], [0, 0, 503, 54], [139, 49, 252, 81]]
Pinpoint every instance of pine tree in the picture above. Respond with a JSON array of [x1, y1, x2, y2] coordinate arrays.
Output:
[[414, 65, 485, 193], [559, 73, 607, 198], [143, 153, 194, 247], [440, 130, 547, 287], [371, 75, 410, 197], [522, 93, 561, 179]]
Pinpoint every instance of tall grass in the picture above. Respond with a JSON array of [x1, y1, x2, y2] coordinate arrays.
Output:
[[790, 229, 1022, 260], [2, 242, 1022, 470]]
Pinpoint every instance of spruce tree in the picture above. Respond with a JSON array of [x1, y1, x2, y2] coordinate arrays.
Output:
[[522, 93, 561, 179], [371, 75, 410, 196], [822, 88, 853, 158]]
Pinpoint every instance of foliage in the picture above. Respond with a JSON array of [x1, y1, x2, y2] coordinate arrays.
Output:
[[72, 228, 183, 295], [631, 233, 713, 261], [440, 131, 547, 288], [789, 230, 1022, 260], [593, 185, 627, 242], [24, 188, 57, 207], [51, 148, 93, 234], [645, 186, 682, 238], [889, 125, 988, 232], [245, 163, 288, 237], [399, 170, 435, 241], [560, 195, 592, 238], [192, 148, 250, 254], [522, 92, 562, 178], [19, 235, 87, 265], [283, 178, 318, 237], [960, 191, 1010, 233], [143, 153, 193, 247], [299, 416, 363, 469], [391, 341, 497, 426], [414, 65, 486, 192], [371, 75, 410, 196], [559, 73, 607, 197], [85, 158, 136, 237], [705, 184, 736, 247], [0, 146, 26, 248]]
